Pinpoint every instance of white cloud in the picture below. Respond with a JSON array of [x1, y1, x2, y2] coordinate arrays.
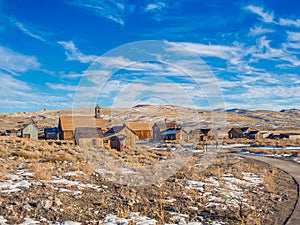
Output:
[[167, 42, 242, 62], [58, 40, 98, 63], [13, 20, 46, 42], [287, 31, 300, 41], [64, 0, 125, 25], [0, 73, 71, 112], [245, 5, 274, 23], [145, 2, 166, 12], [247, 36, 300, 66], [283, 32, 300, 50], [0, 45, 40, 74], [46, 82, 78, 91], [246, 5, 300, 28], [279, 18, 300, 27], [248, 26, 274, 36]]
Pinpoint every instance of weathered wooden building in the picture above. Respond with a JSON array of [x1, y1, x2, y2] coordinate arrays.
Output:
[[280, 133, 300, 140], [190, 128, 212, 142], [44, 127, 61, 140], [161, 128, 189, 142], [228, 127, 250, 139], [152, 120, 179, 142], [246, 130, 260, 140], [74, 127, 103, 147], [104, 125, 137, 151], [124, 122, 152, 141], [6, 129, 19, 137], [22, 124, 38, 140], [58, 116, 105, 140]]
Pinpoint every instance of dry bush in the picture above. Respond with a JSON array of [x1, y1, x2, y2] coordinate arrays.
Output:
[[12, 150, 41, 159], [81, 163, 94, 175], [262, 169, 275, 193], [29, 162, 55, 180], [0, 145, 8, 157]]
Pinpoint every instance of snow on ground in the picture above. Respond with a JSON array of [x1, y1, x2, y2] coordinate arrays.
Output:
[[0, 168, 104, 194], [0, 168, 231, 225], [235, 149, 294, 159], [104, 213, 157, 225], [221, 144, 251, 148], [186, 172, 263, 210], [0, 169, 34, 193]]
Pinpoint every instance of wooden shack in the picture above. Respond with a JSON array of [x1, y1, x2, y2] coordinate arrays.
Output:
[[246, 130, 260, 140], [124, 122, 152, 141], [228, 127, 250, 139], [152, 120, 179, 142], [58, 116, 105, 140], [22, 124, 38, 140], [161, 128, 189, 142], [280, 133, 300, 140], [104, 125, 137, 151], [44, 127, 61, 140], [74, 127, 103, 147], [190, 128, 212, 142]]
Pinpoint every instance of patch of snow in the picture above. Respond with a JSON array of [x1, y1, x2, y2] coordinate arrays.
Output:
[[0, 180, 31, 193], [285, 146, 300, 150], [120, 168, 136, 174], [49, 177, 102, 191], [95, 168, 115, 175], [60, 221, 81, 225], [166, 197, 176, 203], [0, 216, 8, 225], [20, 218, 39, 225], [221, 144, 251, 148], [293, 158, 300, 164], [104, 213, 157, 225], [104, 214, 130, 225], [64, 171, 84, 177]]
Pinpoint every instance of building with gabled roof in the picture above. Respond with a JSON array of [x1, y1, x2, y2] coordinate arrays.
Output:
[[152, 119, 180, 142], [74, 127, 103, 147], [247, 130, 260, 140], [22, 123, 38, 140], [103, 125, 137, 151], [124, 122, 152, 141], [44, 127, 61, 140], [161, 128, 189, 142], [190, 128, 212, 142], [228, 127, 250, 139], [58, 115, 105, 140]]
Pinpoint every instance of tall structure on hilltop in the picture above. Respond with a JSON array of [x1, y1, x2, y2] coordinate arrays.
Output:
[[95, 104, 101, 119]]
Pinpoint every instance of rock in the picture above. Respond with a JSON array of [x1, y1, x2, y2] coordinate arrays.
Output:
[[22, 203, 32, 211], [54, 197, 62, 206], [37, 200, 52, 209]]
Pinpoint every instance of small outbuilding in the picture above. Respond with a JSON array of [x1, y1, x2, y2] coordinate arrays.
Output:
[[161, 128, 189, 142], [44, 127, 61, 140], [124, 122, 152, 141], [246, 130, 260, 140], [228, 127, 250, 139], [190, 128, 213, 142], [104, 125, 137, 151], [152, 120, 180, 142], [280, 133, 300, 140], [74, 127, 103, 147], [22, 124, 38, 140]]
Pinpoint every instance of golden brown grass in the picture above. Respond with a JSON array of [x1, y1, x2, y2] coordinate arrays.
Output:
[[28, 162, 56, 180]]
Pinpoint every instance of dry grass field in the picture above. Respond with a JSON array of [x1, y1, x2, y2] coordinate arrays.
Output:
[[0, 136, 297, 224], [0, 106, 300, 224]]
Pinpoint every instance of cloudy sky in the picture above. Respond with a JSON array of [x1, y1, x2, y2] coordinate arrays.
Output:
[[0, 0, 299, 112]]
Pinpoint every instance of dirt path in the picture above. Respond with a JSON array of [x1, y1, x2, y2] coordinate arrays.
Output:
[[238, 155, 300, 225]]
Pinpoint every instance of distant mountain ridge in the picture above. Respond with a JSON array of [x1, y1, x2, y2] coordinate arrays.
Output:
[[279, 109, 300, 114]]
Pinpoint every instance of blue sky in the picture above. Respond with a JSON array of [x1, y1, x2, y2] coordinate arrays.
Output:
[[0, 0, 300, 112]]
